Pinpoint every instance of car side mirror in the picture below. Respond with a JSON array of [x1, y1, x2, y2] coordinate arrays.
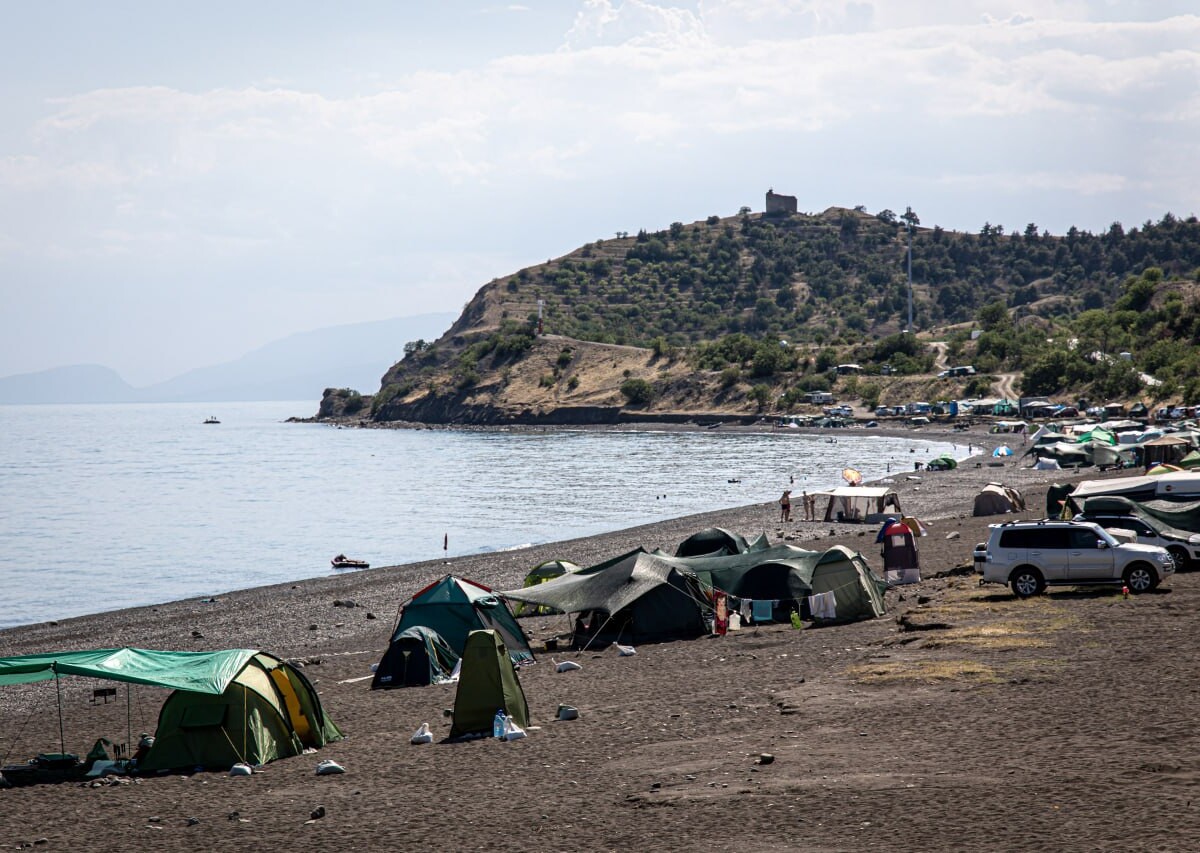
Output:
[[1097, 540, 1108, 549]]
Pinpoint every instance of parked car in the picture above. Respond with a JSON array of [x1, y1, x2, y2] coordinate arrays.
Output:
[[1072, 509, 1200, 572], [974, 519, 1173, 598]]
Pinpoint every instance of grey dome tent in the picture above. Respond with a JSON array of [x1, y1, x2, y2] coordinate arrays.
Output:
[[371, 626, 460, 689], [674, 528, 768, 557]]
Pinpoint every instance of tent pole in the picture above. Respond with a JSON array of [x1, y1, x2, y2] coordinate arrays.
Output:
[[126, 685, 132, 751], [54, 666, 65, 755]]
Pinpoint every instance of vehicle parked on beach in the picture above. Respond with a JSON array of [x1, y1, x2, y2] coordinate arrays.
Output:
[[1072, 507, 1200, 571], [974, 519, 1173, 598]]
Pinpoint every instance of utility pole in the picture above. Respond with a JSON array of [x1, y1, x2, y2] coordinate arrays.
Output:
[[905, 207, 914, 333]]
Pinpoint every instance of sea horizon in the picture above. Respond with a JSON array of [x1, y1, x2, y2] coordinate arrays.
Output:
[[0, 401, 966, 629]]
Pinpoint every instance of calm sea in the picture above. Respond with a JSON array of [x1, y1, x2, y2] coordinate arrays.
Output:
[[0, 401, 964, 628]]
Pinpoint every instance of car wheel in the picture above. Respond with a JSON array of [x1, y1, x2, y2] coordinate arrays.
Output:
[[1167, 546, 1188, 573], [1010, 566, 1045, 599], [1124, 562, 1158, 594]]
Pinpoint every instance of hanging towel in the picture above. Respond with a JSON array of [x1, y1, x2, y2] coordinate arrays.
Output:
[[752, 599, 774, 623], [808, 591, 837, 620], [739, 599, 752, 621]]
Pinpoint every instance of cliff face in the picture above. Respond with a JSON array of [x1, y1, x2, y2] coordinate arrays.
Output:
[[366, 335, 746, 425]]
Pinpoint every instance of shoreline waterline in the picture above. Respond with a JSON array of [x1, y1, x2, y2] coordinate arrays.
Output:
[[0, 402, 970, 629]]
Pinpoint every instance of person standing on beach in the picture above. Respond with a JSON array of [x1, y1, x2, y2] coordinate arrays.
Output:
[[780, 489, 792, 522], [803, 490, 816, 521]]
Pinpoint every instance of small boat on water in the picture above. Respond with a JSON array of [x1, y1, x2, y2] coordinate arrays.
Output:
[[331, 554, 369, 570], [203, 416, 220, 424]]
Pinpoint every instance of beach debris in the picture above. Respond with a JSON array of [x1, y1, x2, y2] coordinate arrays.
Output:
[[333, 599, 357, 608], [186, 817, 200, 826], [229, 763, 253, 777], [410, 723, 434, 745], [227, 811, 240, 821], [190, 630, 203, 638], [307, 624, 318, 631], [615, 643, 637, 656], [315, 759, 345, 775], [757, 753, 776, 765], [309, 806, 326, 821], [366, 612, 377, 619], [556, 704, 579, 721], [554, 659, 582, 673], [945, 531, 961, 540]]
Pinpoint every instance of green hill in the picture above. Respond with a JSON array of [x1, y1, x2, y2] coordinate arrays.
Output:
[[321, 203, 1200, 424]]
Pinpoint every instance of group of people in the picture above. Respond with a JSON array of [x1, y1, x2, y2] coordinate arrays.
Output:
[[779, 489, 817, 522]]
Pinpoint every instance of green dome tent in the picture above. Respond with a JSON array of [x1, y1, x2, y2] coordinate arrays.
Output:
[[512, 559, 581, 617], [0, 648, 343, 774], [380, 575, 533, 670]]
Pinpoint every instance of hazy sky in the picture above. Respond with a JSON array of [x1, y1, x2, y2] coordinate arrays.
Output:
[[3, 1, 1197, 385]]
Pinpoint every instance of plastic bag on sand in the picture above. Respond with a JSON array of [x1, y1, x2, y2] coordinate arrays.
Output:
[[410, 723, 433, 745], [554, 659, 582, 673], [503, 718, 527, 741], [615, 643, 636, 656], [315, 759, 345, 775], [229, 763, 253, 777]]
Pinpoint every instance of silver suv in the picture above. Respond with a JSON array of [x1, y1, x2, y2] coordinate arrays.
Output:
[[974, 519, 1173, 598]]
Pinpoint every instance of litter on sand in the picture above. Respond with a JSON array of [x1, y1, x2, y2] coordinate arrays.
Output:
[[410, 723, 433, 745], [554, 659, 582, 672], [315, 759, 345, 775]]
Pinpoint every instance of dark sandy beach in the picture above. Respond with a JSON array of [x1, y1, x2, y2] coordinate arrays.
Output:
[[2, 423, 1197, 852]]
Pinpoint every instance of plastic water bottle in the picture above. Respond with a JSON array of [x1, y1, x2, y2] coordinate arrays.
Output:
[[493, 709, 506, 739]]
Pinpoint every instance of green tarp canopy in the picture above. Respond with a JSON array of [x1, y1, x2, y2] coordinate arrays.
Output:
[[0, 648, 343, 773], [0, 648, 258, 693]]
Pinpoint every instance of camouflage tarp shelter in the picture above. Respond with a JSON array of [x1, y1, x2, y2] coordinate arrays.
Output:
[[0, 648, 342, 773], [512, 559, 581, 617], [501, 550, 708, 648]]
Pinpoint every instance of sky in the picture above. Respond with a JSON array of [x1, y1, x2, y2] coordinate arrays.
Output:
[[2, 1, 1198, 385]]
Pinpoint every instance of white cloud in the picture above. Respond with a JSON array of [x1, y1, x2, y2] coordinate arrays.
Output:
[[2, 2, 1199, 380]]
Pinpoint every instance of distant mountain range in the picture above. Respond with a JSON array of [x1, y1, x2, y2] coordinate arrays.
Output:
[[0, 312, 455, 404]]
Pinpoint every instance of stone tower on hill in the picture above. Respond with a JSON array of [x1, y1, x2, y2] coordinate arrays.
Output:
[[765, 188, 797, 215]]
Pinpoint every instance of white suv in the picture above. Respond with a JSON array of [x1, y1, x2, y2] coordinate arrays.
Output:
[[974, 519, 1173, 598]]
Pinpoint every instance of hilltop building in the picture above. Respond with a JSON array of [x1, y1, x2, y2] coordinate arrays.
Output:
[[765, 188, 798, 216]]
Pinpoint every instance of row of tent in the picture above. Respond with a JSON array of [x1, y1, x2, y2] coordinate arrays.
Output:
[[1024, 423, 1200, 470], [373, 528, 892, 689], [1, 528, 897, 776]]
